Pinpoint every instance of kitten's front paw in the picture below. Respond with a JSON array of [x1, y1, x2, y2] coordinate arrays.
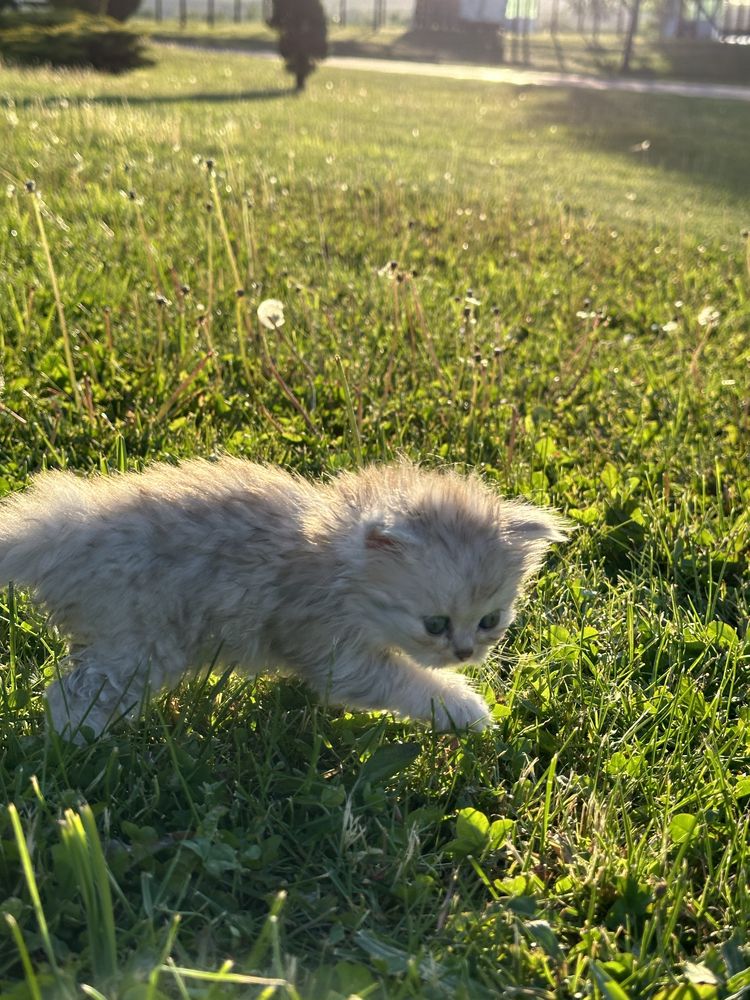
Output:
[[432, 688, 493, 733]]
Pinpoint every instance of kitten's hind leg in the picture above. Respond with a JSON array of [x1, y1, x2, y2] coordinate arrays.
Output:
[[316, 652, 493, 732], [46, 642, 186, 741]]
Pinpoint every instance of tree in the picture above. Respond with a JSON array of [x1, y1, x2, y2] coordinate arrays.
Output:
[[620, 0, 642, 71], [268, 0, 328, 92]]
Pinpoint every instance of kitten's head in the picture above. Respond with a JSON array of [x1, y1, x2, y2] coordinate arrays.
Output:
[[343, 465, 568, 667]]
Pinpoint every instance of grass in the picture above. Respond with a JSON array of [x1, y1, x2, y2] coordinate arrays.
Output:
[[0, 44, 749, 998], [133, 19, 750, 86]]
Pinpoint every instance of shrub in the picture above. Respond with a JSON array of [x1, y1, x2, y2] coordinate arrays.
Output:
[[0, 10, 149, 72], [51, 0, 142, 25], [268, 0, 327, 92]]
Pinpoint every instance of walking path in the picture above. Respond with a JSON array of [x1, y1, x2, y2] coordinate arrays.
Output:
[[322, 54, 750, 103], [159, 40, 750, 103]]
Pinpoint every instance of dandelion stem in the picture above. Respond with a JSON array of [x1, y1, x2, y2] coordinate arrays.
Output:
[[207, 170, 250, 375], [134, 202, 164, 296], [206, 209, 214, 347], [30, 194, 81, 412], [241, 195, 257, 281], [265, 348, 318, 437], [208, 169, 243, 290], [153, 351, 215, 424], [335, 354, 363, 466]]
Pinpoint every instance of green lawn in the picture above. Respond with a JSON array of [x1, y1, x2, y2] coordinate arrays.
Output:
[[1, 46, 749, 998]]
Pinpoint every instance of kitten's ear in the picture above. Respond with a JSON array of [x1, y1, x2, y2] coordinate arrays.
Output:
[[363, 516, 414, 552], [503, 506, 570, 545]]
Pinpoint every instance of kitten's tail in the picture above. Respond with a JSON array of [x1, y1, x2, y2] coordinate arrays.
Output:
[[0, 471, 88, 590]]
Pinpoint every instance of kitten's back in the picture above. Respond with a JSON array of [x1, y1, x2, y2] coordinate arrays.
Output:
[[0, 458, 316, 590]]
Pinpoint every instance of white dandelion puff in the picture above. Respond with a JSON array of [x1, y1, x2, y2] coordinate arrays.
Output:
[[697, 306, 719, 327], [257, 299, 285, 329]]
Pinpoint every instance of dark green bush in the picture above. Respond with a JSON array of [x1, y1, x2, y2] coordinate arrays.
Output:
[[268, 0, 327, 91], [51, 0, 141, 25], [0, 10, 149, 72]]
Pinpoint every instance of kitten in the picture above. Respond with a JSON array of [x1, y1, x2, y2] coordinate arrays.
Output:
[[0, 458, 567, 739]]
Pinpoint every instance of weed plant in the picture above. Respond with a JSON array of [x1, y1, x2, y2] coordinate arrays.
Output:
[[0, 47, 749, 998]]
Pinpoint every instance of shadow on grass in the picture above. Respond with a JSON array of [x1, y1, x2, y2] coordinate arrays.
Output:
[[525, 86, 750, 201], [6, 86, 291, 108], [652, 39, 750, 84]]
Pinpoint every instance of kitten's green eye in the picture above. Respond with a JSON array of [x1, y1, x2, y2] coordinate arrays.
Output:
[[424, 615, 450, 636], [478, 611, 501, 630]]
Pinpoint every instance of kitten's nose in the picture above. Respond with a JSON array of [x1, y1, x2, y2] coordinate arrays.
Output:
[[454, 647, 474, 662]]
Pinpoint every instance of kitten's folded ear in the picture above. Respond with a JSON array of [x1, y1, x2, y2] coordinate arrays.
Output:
[[502, 505, 570, 546], [362, 514, 415, 552]]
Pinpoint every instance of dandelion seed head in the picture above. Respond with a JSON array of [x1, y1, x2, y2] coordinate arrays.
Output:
[[377, 260, 399, 279], [257, 299, 285, 329], [697, 305, 719, 327]]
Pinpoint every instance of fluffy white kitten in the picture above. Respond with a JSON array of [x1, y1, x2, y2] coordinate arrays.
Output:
[[0, 459, 566, 739]]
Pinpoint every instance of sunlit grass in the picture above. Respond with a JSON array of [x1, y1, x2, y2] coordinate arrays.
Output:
[[0, 46, 749, 998]]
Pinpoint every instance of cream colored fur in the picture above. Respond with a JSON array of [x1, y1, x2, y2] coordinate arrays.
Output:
[[0, 458, 567, 739]]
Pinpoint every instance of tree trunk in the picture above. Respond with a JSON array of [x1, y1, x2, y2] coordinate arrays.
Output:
[[592, 0, 600, 41], [521, 0, 531, 63], [550, 0, 559, 34], [616, 0, 625, 35], [621, 0, 642, 72]]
